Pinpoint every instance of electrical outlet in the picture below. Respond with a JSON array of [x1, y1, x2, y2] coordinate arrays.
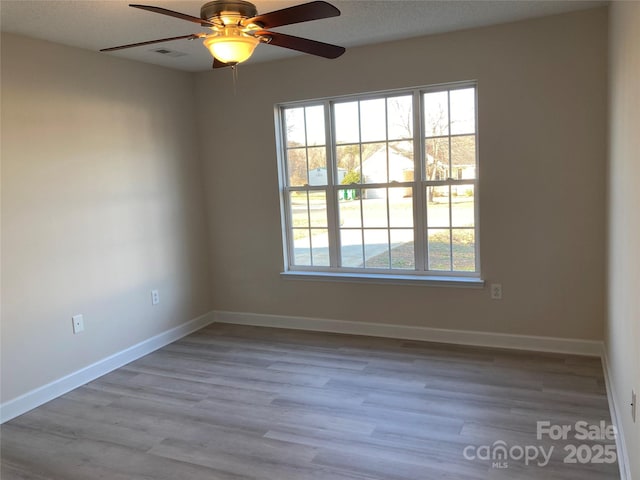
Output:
[[490, 283, 502, 300], [151, 289, 160, 306], [72, 314, 84, 334], [632, 390, 637, 423]]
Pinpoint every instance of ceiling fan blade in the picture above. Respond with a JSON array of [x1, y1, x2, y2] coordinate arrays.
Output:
[[212, 58, 234, 69], [100, 34, 202, 52], [130, 4, 214, 27], [246, 1, 340, 29], [257, 31, 345, 59]]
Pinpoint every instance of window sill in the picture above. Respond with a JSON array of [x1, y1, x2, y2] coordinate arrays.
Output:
[[280, 271, 485, 288]]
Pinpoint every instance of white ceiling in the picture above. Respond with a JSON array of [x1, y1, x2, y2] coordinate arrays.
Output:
[[1, 0, 606, 72]]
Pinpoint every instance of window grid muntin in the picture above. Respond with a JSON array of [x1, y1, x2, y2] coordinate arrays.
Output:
[[278, 82, 479, 277]]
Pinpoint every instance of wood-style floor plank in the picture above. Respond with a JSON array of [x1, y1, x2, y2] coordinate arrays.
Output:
[[1, 323, 619, 479]]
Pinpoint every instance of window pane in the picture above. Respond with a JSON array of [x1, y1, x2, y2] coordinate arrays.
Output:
[[336, 145, 361, 182], [293, 230, 311, 266], [285, 108, 306, 147], [307, 167, 327, 186], [425, 137, 449, 163], [387, 95, 413, 140], [338, 191, 362, 228], [450, 88, 475, 135], [334, 102, 359, 144], [389, 190, 413, 228], [308, 191, 327, 227], [364, 229, 390, 268], [426, 186, 450, 228], [307, 147, 327, 185], [424, 91, 449, 137], [452, 185, 474, 227], [287, 148, 307, 186], [336, 167, 349, 185], [361, 143, 387, 184], [362, 194, 387, 227], [360, 98, 386, 143], [340, 229, 364, 268], [307, 146, 326, 171], [452, 229, 475, 271], [428, 229, 451, 271], [305, 105, 325, 146], [290, 191, 309, 228], [389, 141, 414, 182], [451, 135, 476, 178], [425, 137, 449, 181], [311, 229, 330, 266], [390, 229, 414, 270]]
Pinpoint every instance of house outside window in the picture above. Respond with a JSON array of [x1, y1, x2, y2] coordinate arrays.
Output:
[[276, 82, 479, 282]]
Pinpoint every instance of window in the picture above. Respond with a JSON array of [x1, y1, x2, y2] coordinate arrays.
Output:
[[276, 82, 479, 282]]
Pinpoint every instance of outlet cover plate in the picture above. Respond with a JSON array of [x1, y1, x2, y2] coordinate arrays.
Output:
[[72, 314, 84, 334]]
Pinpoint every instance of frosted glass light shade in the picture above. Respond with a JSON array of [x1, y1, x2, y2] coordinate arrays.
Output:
[[203, 33, 259, 64]]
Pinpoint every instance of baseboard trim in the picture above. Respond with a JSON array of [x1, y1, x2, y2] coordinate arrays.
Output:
[[1, 310, 604, 425], [213, 311, 603, 357], [601, 346, 632, 480], [0, 311, 216, 424]]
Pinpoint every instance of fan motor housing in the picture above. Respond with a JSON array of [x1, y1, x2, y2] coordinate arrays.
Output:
[[201, 1, 258, 21]]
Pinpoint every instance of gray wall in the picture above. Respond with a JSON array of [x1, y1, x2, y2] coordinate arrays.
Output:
[[196, 8, 608, 340], [1, 34, 212, 403], [607, 2, 640, 478]]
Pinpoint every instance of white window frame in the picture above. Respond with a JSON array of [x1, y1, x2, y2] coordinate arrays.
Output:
[[275, 81, 482, 286]]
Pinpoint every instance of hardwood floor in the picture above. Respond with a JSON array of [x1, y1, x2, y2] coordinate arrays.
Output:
[[1, 323, 619, 479]]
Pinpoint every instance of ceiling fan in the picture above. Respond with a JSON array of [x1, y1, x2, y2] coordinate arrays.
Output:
[[100, 1, 345, 68]]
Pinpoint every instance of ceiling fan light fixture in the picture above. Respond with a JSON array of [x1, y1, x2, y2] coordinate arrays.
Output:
[[203, 30, 259, 64], [101, 1, 345, 67]]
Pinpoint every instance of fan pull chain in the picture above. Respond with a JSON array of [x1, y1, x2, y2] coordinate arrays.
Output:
[[231, 65, 239, 96]]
